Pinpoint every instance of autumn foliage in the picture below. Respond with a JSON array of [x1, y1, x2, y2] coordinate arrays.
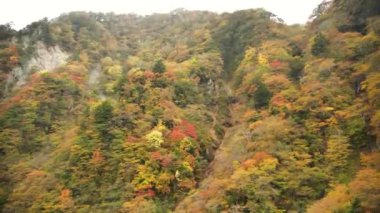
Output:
[[169, 120, 198, 141], [1, 2, 380, 212]]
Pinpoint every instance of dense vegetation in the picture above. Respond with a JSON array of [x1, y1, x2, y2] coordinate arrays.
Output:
[[0, 0, 379, 212]]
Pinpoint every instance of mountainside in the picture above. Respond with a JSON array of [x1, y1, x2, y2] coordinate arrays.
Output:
[[0, 0, 380, 212]]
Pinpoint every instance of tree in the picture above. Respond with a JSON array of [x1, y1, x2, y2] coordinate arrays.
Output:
[[325, 135, 351, 174], [288, 58, 305, 81], [307, 185, 352, 213], [309, 0, 332, 21], [94, 101, 113, 125], [289, 42, 303, 57], [334, 0, 380, 33], [253, 80, 272, 108], [173, 80, 198, 107], [94, 101, 114, 142], [311, 33, 329, 56], [0, 23, 15, 40], [145, 130, 164, 148], [349, 169, 380, 211], [152, 59, 166, 73]]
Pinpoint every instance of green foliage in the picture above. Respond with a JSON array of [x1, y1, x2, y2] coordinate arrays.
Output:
[[213, 9, 277, 75], [352, 33, 380, 59], [253, 80, 272, 108], [189, 52, 223, 84], [18, 18, 53, 45], [368, 16, 380, 35], [0, 105, 41, 153], [344, 115, 372, 148], [173, 80, 198, 107], [152, 59, 166, 73], [289, 41, 303, 57], [94, 101, 114, 143], [311, 33, 329, 56], [309, 0, 332, 21], [288, 57, 305, 81], [0, 23, 16, 40], [1, 2, 380, 212], [334, 0, 380, 33], [94, 101, 114, 125], [151, 76, 168, 88]]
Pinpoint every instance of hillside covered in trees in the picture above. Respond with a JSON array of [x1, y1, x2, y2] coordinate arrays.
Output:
[[0, 0, 380, 212]]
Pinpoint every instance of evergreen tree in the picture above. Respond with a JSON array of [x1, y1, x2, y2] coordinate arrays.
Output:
[[94, 101, 114, 142], [253, 80, 272, 108], [312, 33, 329, 56], [152, 59, 166, 73]]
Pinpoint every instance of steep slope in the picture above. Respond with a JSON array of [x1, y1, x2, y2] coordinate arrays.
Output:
[[0, 1, 380, 212], [175, 101, 250, 212]]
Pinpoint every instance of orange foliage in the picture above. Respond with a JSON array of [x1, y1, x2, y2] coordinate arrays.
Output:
[[169, 127, 187, 141], [146, 188, 156, 198], [60, 188, 71, 198], [169, 120, 198, 141], [0, 73, 42, 115], [144, 71, 156, 80], [349, 169, 380, 211], [180, 120, 198, 139], [151, 151, 162, 161], [7, 45, 19, 66], [136, 188, 156, 198], [125, 135, 138, 143], [9, 56, 19, 65], [7, 45, 18, 54], [249, 120, 263, 130], [263, 74, 291, 91], [161, 155, 173, 167], [90, 149, 104, 165], [60, 189, 74, 209], [68, 72, 85, 85], [270, 60, 282, 69], [151, 151, 173, 167], [164, 69, 176, 80], [0, 63, 87, 116], [62, 63, 87, 86], [271, 93, 291, 109], [241, 152, 272, 169], [185, 155, 196, 168], [361, 152, 380, 170], [178, 179, 196, 190], [27, 170, 47, 178], [242, 109, 257, 122]]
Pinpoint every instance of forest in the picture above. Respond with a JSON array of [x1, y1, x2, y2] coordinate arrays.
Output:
[[0, 0, 380, 212]]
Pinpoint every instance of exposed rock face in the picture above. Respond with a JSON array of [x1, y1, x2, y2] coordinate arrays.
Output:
[[88, 64, 106, 100], [27, 41, 69, 73], [4, 42, 69, 95], [88, 64, 101, 86]]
